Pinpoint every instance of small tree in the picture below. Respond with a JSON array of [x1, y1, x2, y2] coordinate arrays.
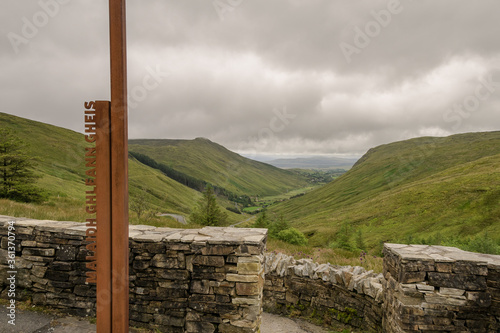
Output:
[[268, 213, 290, 238], [355, 229, 366, 251], [190, 185, 228, 226], [253, 209, 269, 228], [0, 129, 43, 202], [330, 222, 353, 251], [131, 187, 150, 221]]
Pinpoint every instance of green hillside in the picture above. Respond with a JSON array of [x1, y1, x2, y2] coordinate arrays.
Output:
[[0, 112, 202, 223], [271, 131, 500, 251], [128, 138, 309, 197]]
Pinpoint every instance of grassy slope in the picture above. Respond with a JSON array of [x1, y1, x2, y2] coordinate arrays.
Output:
[[128, 138, 309, 197], [272, 131, 500, 250], [0, 112, 235, 224], [0, 112, 89, 200]]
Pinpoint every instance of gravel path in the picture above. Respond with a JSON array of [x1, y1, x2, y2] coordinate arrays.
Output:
[[0, 307, 328, 333], [158, 213, 187, 224], [261, 312, 329, 333], [229, 215, 256, 227]]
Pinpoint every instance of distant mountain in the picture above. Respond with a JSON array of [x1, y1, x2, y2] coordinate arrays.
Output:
[[266, 156, 358, 170], [271, 131, 500, 251], [128, 138, 309, 197]]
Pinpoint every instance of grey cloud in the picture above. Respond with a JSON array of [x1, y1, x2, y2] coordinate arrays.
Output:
[[1, 0, 499, 157]]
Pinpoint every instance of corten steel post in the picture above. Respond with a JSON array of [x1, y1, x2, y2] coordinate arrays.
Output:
[[95, 101, 112, 333], [106, 0, 130, 332]]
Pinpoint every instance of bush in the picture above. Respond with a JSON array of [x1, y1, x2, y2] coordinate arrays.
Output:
[[277, 228, 308, 246], [8, 185, 46, 204], [443, 232, 500, 255]]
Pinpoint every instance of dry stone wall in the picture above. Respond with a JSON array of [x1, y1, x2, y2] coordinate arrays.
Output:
[[2, 215, 500, 333], [263, 252, 384, 331], [0, 216, 266, 333]]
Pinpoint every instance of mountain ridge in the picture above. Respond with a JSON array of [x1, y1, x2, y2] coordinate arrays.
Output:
[[128, 138, 309, 197]]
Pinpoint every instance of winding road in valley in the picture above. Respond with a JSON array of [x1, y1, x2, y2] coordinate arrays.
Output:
[[158, 213, 187, 224], [230, 215, 256, 227], [158, 214, 256, 227]]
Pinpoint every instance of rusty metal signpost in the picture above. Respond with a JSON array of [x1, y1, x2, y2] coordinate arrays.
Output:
[[84, 1, 129, 332]]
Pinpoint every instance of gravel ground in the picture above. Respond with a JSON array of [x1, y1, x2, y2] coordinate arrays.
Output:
[[261, 312, 330, 333], [0, 307, 329, 333]]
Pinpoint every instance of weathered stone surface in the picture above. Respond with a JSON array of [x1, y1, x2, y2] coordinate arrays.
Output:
[[192, 255, 225, 267], [226, 274, 258, 283], [237, 262, 261, 274], [191, 279, 211, 294], [22, 247, 55, 257], [56, 245, 78, 261], [236, 282, 259, 296], [186, 320, 215, 333], [428, 272, 487, 290], [439, 287, 464, 296], [151, 254, 181, 268], [232, 297, 260, 305]]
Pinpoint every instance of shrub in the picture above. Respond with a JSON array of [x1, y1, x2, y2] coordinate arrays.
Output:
[[466, 232, 500, 254], [277, 228, 308, 246]]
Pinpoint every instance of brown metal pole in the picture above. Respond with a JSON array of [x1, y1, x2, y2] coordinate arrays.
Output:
[[95, 101, 112, 333], [109, 0, 129, 332]]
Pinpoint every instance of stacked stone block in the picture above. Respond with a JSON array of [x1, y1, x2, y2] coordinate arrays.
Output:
[[129, 227, 266, 333], [0, 216, 266, 333], [383, 243, 500, 332], [0, 218, 95, 316]]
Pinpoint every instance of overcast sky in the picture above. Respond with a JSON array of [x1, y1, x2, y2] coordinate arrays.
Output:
[[1, 0, 499, 159]]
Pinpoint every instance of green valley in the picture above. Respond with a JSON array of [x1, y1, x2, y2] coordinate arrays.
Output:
[[269, 131, 500, 253], [0, 112, 308, 227], [2, 111, 500, 257]]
